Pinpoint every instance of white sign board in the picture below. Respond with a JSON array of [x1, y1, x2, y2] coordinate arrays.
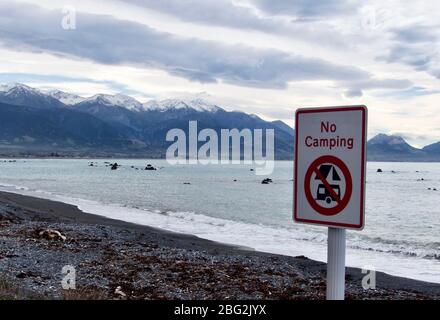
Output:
[[294, 106, 367, 230]]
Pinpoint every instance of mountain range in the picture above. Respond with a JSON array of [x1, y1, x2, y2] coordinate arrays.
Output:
[[0, 83, 439, 161], [0, 83, 293, 159]]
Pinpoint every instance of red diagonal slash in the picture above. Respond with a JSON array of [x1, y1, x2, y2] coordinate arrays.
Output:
[[313, 166, 341, 203]]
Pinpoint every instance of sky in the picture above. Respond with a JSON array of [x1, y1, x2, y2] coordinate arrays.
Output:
[[0, 0, 439, 147]]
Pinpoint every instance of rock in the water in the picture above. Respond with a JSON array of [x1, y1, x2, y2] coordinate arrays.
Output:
[[111, 163, 119, 170], [38, 229, 66, 241], [145, 164, 157, 171], [261, 178, 273, 184], [377, 169, 383, 173]]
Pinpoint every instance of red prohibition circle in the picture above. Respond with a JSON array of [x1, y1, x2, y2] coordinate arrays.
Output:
[[304, 155, 352, 216]]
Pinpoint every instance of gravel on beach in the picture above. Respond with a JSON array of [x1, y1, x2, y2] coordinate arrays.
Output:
[[0, 191, 438, 300]]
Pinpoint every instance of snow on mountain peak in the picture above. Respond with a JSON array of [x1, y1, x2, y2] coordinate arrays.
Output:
[[369, 133, 407, 145], [0, 83, 17, 92], [0, 83, 41, 95], [47, 90, 85, 105], [0, 83, 225, 112], [143, 97, 222, 112], [84, 94, 143, 110]]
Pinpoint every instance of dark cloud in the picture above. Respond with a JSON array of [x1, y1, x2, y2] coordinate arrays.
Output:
[[121, 0, 353, 48], [122, 0, 357, 29], [344, 89, 363, 98], [0, 2, 409, 93], [251, 0, 359, 17], [378, 24, 440, 79], [124, 0, 279, 33], [391, 25, 438, 43], [378, 45, 434, 69]]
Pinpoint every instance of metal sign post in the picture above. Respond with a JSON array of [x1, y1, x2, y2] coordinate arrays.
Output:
[[326, 227, 346, 300], [293, 105, 367, 301]]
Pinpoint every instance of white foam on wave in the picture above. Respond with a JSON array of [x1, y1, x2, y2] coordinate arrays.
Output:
[[0, 183, 439, 284], [0, 183, 30, 191]]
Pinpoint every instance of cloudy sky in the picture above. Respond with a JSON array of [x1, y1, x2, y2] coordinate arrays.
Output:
[[1, 0, 439, 146]]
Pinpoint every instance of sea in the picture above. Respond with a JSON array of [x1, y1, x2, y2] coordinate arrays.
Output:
[[0, 159, 438, 283]]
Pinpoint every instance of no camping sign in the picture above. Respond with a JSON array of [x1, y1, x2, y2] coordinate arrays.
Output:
[[294, 106, 367, 230]]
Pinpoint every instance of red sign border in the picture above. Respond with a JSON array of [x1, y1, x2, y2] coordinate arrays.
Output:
[[293, 105, 367, 230]]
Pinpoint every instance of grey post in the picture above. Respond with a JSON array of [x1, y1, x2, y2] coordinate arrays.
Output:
[[326, 227, 346, 300]]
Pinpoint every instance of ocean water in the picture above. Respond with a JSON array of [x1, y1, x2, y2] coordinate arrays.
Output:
[[0, 159, 438, 283]]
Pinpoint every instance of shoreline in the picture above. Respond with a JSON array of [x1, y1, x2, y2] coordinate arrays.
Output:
[[2, 182, 438, 284], [0, 190, 439, 299], [3, 157, 440, 163]]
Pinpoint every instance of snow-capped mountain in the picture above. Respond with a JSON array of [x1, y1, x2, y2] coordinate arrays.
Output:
[[368, 133, 408, 147], [367, 133, 425, 160], [81, 94, 143, 111], [0, 83, 224, 114], [0, 83, 296, 158], [4, 82, 440, 161], [0, 83, 43, 96], [0, 83, 65, 109], [0, 83, 26, 93], [71, 94, 146, 128], [368, 133, 420, 153], [143, 98, 223, 113], [46, 90, 85, 106]]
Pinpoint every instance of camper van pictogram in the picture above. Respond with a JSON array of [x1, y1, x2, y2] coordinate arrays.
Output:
[[315, 164, 341, 204], [303, 155, 354, 217]]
